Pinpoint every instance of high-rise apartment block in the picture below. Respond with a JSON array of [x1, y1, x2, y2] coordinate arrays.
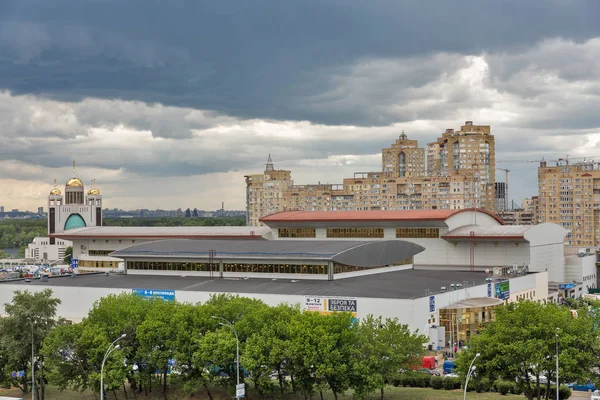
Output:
[[245, 121, 495, 225], [537, 159, 600, 246]]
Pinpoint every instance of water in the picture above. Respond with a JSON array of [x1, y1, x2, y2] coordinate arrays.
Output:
[[0, 248, 19, 257]]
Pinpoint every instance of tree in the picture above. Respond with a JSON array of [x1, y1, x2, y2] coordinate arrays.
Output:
[[456, 300, 597, 400], [185, 208, 191, 218], [137, 300, 180, 400], [63, 246, 73, 265], [355, 315, 428, 399], [243, 304, 300, 396], [0, 250, 9, 259], [0, 289, 62, 400]]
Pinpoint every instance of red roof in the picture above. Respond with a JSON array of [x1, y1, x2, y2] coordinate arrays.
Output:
[[260, 208, 505, 224]]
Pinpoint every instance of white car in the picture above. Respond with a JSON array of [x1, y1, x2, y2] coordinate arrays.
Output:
[[592, 390, 600, 400]]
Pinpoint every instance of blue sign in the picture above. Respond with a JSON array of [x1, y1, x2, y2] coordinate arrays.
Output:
[[429, 296, 435, 312], [487, 283, 492, 297], [132, 288, 176, 301], [71, 258, 79, 269], [558, 283, 575, 290], [12, 370, 24, 378], [437, 346, 441, 351]]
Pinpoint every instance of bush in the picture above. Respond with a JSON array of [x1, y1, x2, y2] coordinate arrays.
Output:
[[474, 378, 493, 393], [430, 376, 443, 390], [511, 381, 523, 395], [390, 374, 402, 387], [443, 377, 461, 390], [559, 384, 572, 400], [496, 380, 513, 395]]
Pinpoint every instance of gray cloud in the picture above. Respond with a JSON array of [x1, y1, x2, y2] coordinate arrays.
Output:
[[1, 1, 600, 125]]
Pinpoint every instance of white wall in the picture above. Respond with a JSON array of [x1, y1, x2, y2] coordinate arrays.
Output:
[[524, 223, 567, 282], [565, 254, 597, 293], [26, 237, 72, 263], [0, 272, 545, 336]]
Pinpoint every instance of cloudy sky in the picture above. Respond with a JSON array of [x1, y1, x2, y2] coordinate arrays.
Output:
[[2, 0, 600, 212]]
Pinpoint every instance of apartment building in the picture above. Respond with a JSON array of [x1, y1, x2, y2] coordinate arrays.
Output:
[[245, 122, 495, 226], [537, 160, 600, 246]]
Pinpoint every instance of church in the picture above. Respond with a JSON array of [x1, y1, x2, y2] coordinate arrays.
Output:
[[26, 162, 103, 263]]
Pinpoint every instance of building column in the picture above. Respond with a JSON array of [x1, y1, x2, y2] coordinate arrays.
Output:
[[123, 261, 128, 275], [219, 260, 224, 278], [328, 261, 334, 281]]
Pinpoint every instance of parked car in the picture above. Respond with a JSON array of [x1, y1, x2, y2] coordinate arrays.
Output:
[[568, 381, 596, 392], [591, 389, 600, 400], [444, 373, 459, 378]]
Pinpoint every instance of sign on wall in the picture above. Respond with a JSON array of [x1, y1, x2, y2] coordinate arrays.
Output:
[[495, 280, 510, 300], [304, 296, 357, 316], [487, 283, 492, 297], [558, 283, 575, 290], [429, 295, 435, 312], [132, 288, 176, 301]]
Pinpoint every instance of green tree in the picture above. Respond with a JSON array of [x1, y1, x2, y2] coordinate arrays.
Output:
[[355, 315, 428, 399], [0, 250, 9, 259], [456, 300, 597, 400], [137, 300, 180, 400], [244, 304, 301, 396], [63, 246, 73, 264], [171, 303, 215, 399], [0, 289, 62, 400], [84, 293, 157, 395]]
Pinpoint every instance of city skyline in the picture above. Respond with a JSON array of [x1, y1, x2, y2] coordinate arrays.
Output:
[[3, 1, 600, 210]]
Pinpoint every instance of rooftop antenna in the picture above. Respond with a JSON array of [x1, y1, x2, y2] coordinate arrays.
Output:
[[265, 154, 274, 172], [72, 160, 77, 175]]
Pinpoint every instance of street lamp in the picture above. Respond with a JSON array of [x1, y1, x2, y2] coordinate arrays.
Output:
[[211, 316, 240, 395], [555, 328, 559, 400], [100, 333, 126, 400], [463, 353, 480, 400], [31, 320, 35, 400]]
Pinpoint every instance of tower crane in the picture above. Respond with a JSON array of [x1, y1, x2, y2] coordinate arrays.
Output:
[[496, 168, 509, 211], [497, 155, 600, 166]]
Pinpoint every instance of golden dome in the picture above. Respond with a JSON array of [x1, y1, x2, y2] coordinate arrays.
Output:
[[88, 188, 101, 195], [50, 188, 62, 195], [66, 177, 84, 187]]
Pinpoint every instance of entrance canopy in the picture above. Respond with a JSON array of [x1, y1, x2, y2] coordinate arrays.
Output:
[[442, 297, 503, 309]]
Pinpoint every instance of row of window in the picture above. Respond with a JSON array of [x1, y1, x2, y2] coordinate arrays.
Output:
[[277, 227, 440, 239], [126, 261, 328, 275], [396, 228, 440, 238], [88, 250, 114, 256]]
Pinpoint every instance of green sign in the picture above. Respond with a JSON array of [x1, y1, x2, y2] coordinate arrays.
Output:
[[495, 280, 510, 300]]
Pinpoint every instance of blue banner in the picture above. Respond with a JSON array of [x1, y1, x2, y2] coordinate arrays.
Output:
[[429, 295, 435, 312], [132, 288, 176, 301]]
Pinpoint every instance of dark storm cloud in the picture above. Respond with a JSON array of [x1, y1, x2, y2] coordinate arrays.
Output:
[[1, 0, 600, 125]]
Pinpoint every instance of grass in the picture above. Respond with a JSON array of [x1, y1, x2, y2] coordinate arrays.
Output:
[[0, 385, 526, 400]]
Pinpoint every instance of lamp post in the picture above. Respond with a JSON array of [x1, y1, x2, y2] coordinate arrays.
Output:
[[555, 328, 559, 400], [31, 320, 35, 400], [100, 334, 126, 400], [211, 316, 240, 394], [463, 353, 480, 400]]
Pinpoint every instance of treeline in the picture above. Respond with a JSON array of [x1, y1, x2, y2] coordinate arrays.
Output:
[[0, 219, 46, 253], [0, 216, 245, 255], [0, 291, 427, 400]]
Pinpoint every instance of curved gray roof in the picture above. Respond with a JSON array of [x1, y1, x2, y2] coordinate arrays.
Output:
[[110, 239, 425, 267]]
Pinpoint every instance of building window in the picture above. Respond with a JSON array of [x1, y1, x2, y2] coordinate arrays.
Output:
[[278, 228, 317, 238], [396, 228, 440, 238], [326, 228, 384, 238], [89, 250, 115, 256], [125, 261, 327, 274]]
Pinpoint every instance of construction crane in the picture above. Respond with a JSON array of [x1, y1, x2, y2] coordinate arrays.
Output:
[[497, 155, 600, 166], [496, 168, 509, 211]]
